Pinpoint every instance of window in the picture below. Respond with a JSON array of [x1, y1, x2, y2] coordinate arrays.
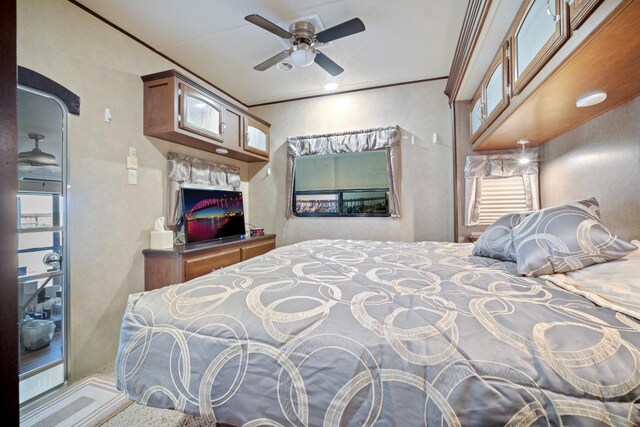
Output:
[[293, 151, 391, 217], [477, 176, 529, 225]]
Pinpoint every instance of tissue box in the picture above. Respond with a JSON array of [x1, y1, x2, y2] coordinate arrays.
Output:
[[150, 230, 174, 249]]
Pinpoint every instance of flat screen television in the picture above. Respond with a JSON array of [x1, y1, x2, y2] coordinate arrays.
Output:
[[181, 187, 246, 244]]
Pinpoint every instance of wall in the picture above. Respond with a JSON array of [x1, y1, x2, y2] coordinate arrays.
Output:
[[540, 95, 640, 241], [17, 0, 251, 379], [249, 80, 454, 246]]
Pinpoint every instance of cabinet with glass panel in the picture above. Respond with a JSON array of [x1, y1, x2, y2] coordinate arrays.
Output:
[[142, 70, 270, 162], [469, 42, 510, 143]]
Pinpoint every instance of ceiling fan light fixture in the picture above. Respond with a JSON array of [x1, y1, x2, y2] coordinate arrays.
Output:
[[290, 43, 316, 67], [18, 133, 58, 166]]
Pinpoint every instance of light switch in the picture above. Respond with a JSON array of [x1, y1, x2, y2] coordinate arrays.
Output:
[[127, 156, 138, 169], [128, 169, 137, 185], [129, 147, 136, 157]]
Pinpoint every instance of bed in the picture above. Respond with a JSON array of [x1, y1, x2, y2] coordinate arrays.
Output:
[[116, 239, 640, 426]]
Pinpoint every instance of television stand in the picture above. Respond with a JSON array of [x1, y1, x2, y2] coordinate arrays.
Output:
[[142, 234, 276, 291]]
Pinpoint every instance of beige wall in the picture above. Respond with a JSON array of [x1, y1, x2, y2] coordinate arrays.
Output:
[[540, 95, 640, 241], [249, 80, 454, 246], [17, 0, 251, 379]]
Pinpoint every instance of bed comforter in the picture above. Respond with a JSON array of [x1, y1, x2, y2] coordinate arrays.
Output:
[[116, 239, 640, 426]]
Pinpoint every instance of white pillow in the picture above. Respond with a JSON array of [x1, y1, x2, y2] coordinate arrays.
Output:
[[543, 240, 640, 320]]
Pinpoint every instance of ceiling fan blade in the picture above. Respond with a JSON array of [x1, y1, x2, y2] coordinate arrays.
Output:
[[314, 52, 344, 76], [245, 14, 293, 39], [315, 18, 365, 43], [254, 50, 291, 71]]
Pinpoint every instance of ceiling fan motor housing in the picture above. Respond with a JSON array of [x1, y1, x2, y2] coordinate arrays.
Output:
[[289, 21, 316, 44]]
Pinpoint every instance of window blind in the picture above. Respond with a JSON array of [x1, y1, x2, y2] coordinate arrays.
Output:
[[478, 176, 528, 225]]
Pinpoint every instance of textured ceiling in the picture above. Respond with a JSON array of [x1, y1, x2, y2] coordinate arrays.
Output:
[[76, 0, 468, 105]]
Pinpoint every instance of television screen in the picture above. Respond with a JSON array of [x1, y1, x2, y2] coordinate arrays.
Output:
[[181, 188, 246, 244]]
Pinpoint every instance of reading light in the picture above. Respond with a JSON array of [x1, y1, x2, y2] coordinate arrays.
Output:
[[289, 43, 316, 67], [576, 92, 607, 108], [324, 83, 339, 91], [517, 139, 530, 164]]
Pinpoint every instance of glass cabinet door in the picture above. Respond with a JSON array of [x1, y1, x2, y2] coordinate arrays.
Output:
[[483, 42, 510, 128], [179, 83, 224, 141], [512, 0, 568, 95], [470, 91, 484, 142], [244, 117, 269, 157]]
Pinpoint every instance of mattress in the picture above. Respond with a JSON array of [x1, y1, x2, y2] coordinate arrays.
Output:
[[116, 239, 640, 426]]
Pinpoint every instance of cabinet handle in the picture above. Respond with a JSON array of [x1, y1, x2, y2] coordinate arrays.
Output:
[[546, 0, 560, 23], [245, 131, 250, 142], [220, 122, 226, 135]]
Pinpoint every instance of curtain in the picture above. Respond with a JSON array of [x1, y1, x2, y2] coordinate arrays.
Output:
[[166, 152, 241, 226], [285, 126, 402, 219], [464, 153, 539, 226]]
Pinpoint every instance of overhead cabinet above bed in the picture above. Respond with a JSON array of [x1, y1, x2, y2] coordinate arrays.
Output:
[[448, 0, 640, 150], [142, 70, 270, 162]]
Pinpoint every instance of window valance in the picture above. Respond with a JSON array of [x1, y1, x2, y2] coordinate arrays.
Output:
[[285, 126, 401, 218], [166, 152, 241, 226]]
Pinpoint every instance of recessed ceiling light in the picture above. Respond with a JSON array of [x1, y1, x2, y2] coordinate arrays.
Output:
[[576, 92, 607, 108], [324, 83, 339, 91], [215, 148, 229, 154]]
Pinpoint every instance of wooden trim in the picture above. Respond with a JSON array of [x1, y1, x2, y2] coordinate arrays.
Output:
[[142, 69, 270, 127], [571, 0, 604, 30], [66, 0, 247, 108], [248, 76, 449, 108], [511, 0, 570, 96], [0, 0, 19, 422], [444, 0, 492, 104], [18, 67, 81, 115]]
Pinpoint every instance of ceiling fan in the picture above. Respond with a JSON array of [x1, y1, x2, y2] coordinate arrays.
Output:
[[245, 14, 365, 76], [18, 133, 58, 166]]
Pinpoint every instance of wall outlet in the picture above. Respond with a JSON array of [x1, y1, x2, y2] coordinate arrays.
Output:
[[127, 155, 138, 169], [129, 147, 136, 157], [128, 169, 137, 185]]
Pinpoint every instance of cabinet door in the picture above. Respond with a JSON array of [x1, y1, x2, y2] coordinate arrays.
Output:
[[511, 0, 568, 95], [223, 107, 243, 149], [244, 117, 270, 158], [483, 42, 510, 129], [178, 83, 224, 142], [184, 248, 241, 281], [241, 239, 275, 261], [570, 0, 603, 30], [469, 88, 484, 143]]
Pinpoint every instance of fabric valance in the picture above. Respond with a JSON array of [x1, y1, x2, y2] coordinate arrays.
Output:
[[166, 152, 241, 226]]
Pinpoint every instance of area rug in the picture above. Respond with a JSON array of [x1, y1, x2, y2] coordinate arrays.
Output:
[[20, 375, 132, 427]]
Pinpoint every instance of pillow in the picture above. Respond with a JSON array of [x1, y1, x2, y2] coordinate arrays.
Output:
[[512, 198, 637, 276], [472, 212, 530, 261], [544, 241, 640, 320]]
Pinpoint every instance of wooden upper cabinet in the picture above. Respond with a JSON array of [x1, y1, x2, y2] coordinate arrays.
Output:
[[141, 70, 270, 162], [244, 117, 270, 158], [483, 41, 510, 129], [469, 42, 510, 142], [178, 83, 224, 142], [511, 0, 569, 96], [570, 0, 603, 30], [469, 88, 484, 143]]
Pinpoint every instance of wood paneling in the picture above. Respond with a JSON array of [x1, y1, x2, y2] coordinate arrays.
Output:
[[0, 0, 18, 421], [240, 239, 276, 260], [474, 0, 640, 150]]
